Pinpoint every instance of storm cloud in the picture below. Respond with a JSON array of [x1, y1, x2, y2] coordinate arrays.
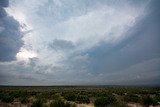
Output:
[[86, 0, 160, 85], [0, 0, 23, 62], [0, 0, 160, 85]]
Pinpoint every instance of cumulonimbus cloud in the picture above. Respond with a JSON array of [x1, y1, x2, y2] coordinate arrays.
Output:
[[0, 0, 160, 85], [0, 0, 23, 62]]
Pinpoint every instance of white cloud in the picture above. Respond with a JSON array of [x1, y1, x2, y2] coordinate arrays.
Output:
[[7, 0, 147, 65], [16, 48, 37, 61]]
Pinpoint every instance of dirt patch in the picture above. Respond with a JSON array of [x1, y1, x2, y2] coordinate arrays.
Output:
[[77, 103, 94, 107], [128, 103, 160, 107]]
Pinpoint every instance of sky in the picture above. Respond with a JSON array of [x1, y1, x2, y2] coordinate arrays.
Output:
[[0, 0, 160, 86]]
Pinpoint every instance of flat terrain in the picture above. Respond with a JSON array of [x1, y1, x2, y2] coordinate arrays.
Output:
[[0, 86, 160, 107]]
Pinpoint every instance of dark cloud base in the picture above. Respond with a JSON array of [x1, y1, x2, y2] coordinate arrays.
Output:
[[86, 0, 160, 85], [0, 0, 23, 62]]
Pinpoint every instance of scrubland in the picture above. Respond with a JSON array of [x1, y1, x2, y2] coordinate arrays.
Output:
[[0, 86, 160, 107]]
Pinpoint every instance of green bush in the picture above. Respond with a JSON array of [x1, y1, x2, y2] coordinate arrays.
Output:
[[50, 99, 76, 107], [76, 95, 90, 104], [64, 93, 76, 101], [30, 91, 38, 96], [2, 95, 14, 103], [156, 94, 160, 102], [0, 92, 5, 100], [20, 97, 29, 104], [94, 97, 109, 107], [94, 95, 116, 107], [36, 92, 53, 99], [112, 101, 128, 107], [142, 95, 157, 106], [31, 99, 44, 107], [124, 94, 141, 103], [10, 91, 21, 98]]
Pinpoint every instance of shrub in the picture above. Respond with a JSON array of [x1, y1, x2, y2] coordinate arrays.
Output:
[[156, 94, 160, 102], [142, 95, 157, 106], [0, 92, 5, 100], [94, 96, 116, 107], [124, 94, 141, 103], [50, 99, 65, 107], [76, 95, 90, 104], [50, 99, 76, 107], [30, 91, 38, 96], [65, 102, 76, 107], [20, 97, 29, 104], [10, 91, 21, 98], [52, 94, 61, 100], [112, 101, 128, 107], [36, 92, 52, 99], [31, 99, 44, 107], [2, 95, 14, 103], [94, 97, 109, 107], [64, 93, 76, 101]]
